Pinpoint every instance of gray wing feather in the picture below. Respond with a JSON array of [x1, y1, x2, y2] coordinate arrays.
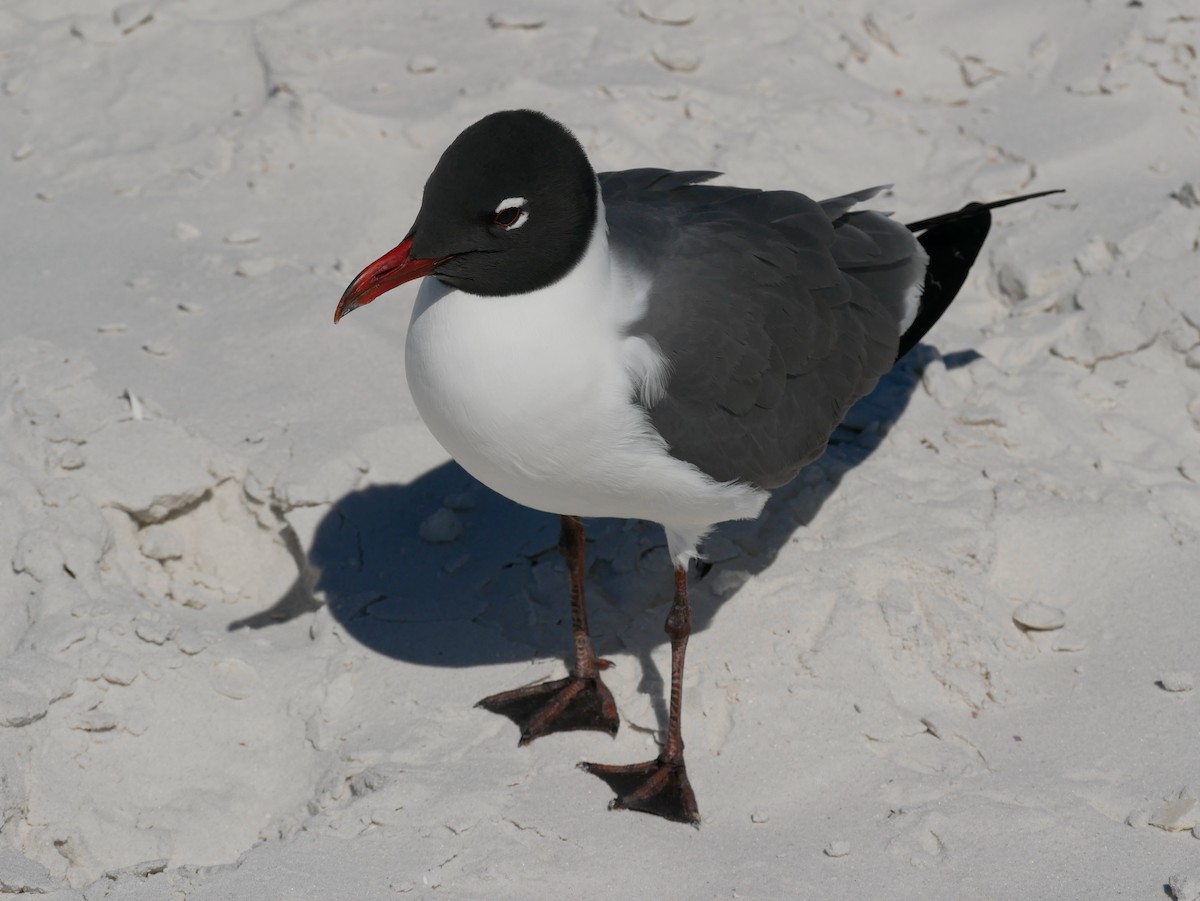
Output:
[[817, 184, 891, 220], [601, 170, 923, 489]]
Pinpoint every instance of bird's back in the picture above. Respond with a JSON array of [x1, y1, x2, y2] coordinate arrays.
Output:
[[602, 169, 925, 489]]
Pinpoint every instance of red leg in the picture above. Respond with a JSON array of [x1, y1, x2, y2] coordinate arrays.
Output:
[[476, 515, 619, 744], [580, 565, 699, 825]]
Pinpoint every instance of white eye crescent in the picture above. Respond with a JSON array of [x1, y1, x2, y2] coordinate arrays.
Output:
[[493, 196, 529, 230]]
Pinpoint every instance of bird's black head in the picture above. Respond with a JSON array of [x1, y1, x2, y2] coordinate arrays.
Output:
[[411, 110, 598, 296], [334, 110, 599, 321]]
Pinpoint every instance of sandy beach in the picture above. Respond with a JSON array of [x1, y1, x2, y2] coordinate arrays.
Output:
[[1, 1, 1198, 897]]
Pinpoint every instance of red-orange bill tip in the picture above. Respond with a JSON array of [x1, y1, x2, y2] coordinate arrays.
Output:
[[334, 235, 449, 323]]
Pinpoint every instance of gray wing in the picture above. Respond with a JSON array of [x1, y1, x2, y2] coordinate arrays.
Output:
[[601, 169, 924, 489]]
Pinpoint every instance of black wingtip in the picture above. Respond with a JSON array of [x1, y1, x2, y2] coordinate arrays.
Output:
[[905, 188, 1065, 234], [896, 189, 1064, 361]]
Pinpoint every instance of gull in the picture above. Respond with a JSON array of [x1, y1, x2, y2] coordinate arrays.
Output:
[[335, 109, 1059, 824]]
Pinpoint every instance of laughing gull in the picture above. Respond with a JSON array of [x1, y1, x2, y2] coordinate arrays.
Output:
[[334, 109, 1060, 825]]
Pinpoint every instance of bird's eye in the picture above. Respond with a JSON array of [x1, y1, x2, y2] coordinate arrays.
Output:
[[494, 207, 521, 226], [493, 196, 529, 231]]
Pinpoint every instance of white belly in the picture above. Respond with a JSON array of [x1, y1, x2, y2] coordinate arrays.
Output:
[[405, 277, 637, 515]]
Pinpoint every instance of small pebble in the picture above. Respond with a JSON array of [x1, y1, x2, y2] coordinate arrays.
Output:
[[487, 11, 545, 29], [97, 323, 128, 334], [824, 840, 850, 858], [172, 628, 208, 656], [638, 0, 696, 26], [12, 143, 33, 161], [55, 446, 85, 470], [651, 43, 702, 73], [1012, 601, 1066, 631], [177, 301, 203, 313], [174, 222, 201, 240], [419, 507, 464, 543], [750, 811, 769, 824], [1159, 672, 1194, 692], [72, 710, 119, 732], [224, 228, 261, 245], [140, 524, 184, 561], [141, 341, 171, 358], [407, 56, 438, 74]]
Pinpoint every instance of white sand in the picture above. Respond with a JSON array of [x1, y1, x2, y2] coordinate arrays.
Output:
[[2, 0, 1198, 897]]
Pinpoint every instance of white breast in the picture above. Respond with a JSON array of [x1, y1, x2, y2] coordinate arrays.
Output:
[[402, 206, 766, 563]]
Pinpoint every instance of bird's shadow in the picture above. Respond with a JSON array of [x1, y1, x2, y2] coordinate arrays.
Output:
[[231, 346, 976, 729]]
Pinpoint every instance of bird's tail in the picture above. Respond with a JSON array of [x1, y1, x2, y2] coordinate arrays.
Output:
[[896, 189, 1064, 360]]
